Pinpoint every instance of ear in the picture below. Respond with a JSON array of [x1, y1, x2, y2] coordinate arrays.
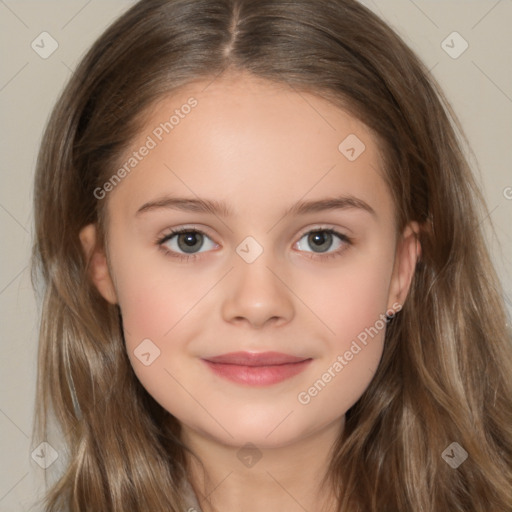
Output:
[[79, 224, 118, 304], [387, 221, 421, 310]]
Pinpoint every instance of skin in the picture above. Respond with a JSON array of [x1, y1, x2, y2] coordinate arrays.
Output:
[[80, 71, 419, 512]]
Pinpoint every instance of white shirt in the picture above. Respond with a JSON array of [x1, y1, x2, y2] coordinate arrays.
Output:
[[182, 478, 203, 512]]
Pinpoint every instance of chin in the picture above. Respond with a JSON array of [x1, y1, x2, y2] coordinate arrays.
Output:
[[201, 409, 318, 449]]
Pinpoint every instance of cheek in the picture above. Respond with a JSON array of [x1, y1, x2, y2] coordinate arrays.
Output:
[[307, 249, 394, 348], [112, 259, 208, 419], [112, 248, 208, 342], [293, 247, 394, 411]]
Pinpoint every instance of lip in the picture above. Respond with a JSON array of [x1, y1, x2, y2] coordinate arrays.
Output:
[[202, 351, 312, 386]]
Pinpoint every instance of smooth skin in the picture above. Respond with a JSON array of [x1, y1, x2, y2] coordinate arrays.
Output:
[[80, 71, 420, 512]]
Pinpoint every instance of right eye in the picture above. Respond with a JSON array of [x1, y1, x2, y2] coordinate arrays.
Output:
[[157, 228, 219, 260]]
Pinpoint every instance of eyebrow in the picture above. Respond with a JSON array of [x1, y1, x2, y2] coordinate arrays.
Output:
[[135, 194, 376, 218]]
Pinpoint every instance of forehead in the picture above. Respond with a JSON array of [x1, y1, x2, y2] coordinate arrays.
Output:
[[106, 71, 394, 224]]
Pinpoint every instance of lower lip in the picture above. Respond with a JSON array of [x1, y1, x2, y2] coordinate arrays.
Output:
[[202, 359, 312, 386]]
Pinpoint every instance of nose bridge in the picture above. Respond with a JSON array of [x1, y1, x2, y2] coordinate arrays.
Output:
[[220, 240, 295, 328]]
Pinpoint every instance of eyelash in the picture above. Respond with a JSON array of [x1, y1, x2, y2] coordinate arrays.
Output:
[[156, 227, 352, 262]]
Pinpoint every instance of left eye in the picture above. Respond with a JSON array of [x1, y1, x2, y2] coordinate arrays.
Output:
[[295, 229, 348, 254]]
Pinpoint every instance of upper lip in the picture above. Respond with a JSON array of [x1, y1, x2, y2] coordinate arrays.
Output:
[[203, 351, 310, 366]]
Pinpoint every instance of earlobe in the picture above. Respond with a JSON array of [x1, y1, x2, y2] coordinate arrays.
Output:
[[79, 224, 118, 304], [388, 221, 421, 309]]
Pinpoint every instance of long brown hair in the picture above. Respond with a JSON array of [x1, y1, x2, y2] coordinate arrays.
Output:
[[31, 0, 512, 510]]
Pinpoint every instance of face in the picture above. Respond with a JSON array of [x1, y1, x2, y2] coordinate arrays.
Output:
[[81, 71, 418, 449]]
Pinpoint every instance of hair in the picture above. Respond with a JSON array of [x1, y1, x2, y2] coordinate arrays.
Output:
[[31, 0, 512, 510]]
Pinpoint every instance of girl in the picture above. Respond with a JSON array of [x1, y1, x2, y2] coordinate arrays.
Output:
[[31, 0, 512, 511]]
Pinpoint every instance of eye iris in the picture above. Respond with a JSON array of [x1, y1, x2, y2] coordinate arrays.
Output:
[[177, 232, 203, 253], [308, 231, 332, 253]]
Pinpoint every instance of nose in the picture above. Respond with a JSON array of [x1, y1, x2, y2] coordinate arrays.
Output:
[[221, 256, 295, 329]]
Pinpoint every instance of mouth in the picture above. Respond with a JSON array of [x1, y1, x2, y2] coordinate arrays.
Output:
[[201, 351, 313, 386]]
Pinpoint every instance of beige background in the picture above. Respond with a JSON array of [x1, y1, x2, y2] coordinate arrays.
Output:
[[0, 1, 511, 510]]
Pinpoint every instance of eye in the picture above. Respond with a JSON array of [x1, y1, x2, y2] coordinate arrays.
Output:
[[295, 228, 351, 258], [157, 226, 351, 262], [157, 228, 218, 260]]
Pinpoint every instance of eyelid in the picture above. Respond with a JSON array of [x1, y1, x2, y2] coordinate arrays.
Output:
[[157, 225, 216, 244], [296, 224, 349, 239]]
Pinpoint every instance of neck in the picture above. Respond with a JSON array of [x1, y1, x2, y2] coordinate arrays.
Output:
[[182, 418, 344, 512]]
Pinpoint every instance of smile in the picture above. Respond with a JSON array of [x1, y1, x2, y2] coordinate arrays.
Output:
[[201, 351, 313, 386]]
